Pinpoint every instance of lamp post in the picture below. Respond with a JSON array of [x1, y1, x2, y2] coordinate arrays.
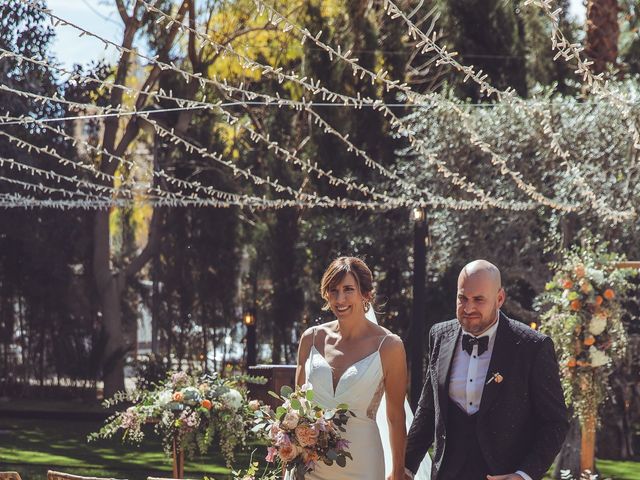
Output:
[[244, 310, 257, 368], [410, 206, 428, 409]]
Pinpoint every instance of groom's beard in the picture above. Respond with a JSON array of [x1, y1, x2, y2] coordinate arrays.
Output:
[[458, 305, 499, 335]]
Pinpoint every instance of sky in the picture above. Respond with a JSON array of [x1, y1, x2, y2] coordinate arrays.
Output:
[[48, 0, 588, 69]]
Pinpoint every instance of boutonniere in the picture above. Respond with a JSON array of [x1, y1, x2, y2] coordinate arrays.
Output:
[[486, 372, 504, 385]]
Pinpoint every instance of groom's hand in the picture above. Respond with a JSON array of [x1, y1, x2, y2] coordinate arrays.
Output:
[[487, 475, 525, 480]]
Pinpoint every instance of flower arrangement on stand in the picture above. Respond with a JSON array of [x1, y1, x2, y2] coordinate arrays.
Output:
[[246, 384, 354, 480], [535, 239, 635, 474], [89, 370, 265, 478]]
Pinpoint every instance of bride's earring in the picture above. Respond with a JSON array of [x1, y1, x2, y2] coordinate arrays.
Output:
[[363, 301, 370, 312]]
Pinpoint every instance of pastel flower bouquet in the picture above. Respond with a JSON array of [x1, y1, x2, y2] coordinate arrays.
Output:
[[89, 370, 264, 473], [251, 384, 354, 480]]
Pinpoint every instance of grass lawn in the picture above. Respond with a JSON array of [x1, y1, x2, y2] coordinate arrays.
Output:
[[1, 415, 638, 480], [0, 416, 256, 480]]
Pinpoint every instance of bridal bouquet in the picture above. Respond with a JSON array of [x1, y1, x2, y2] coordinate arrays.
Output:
[[89, 370, 264, 467], [252, 384, 354, 480]]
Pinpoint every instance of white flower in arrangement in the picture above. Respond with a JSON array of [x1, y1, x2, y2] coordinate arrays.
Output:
[[281, 410, 300, 430], [586, 267, 604, 285], [181, 386, 202, 405], [588, 315, 607, 336], [589, 346, 610, 368], [221, 388, 243, 410], [157, 390, 173, 406]]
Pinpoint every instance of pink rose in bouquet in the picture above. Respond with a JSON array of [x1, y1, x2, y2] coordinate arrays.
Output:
[[294, 424, 319, 447]]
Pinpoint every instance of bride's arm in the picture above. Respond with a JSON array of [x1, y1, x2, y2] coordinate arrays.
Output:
[[382, 336, 408, 480], [295, 327, 315, 387]]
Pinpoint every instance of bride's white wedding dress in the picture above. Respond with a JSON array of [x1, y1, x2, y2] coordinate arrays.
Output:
[[300, 329, 389, 479], [293, 311, 431, 479]]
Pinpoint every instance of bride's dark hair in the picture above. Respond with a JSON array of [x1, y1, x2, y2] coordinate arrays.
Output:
[[320, 257, 375, 311]]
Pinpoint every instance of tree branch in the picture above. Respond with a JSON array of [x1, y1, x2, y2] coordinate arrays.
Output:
[[113, 0, 191, 158], [115, 0, 130, 24], [122, 206, 163, 286]]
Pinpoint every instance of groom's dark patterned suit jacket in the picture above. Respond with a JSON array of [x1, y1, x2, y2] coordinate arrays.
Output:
[[405, 312, 570, 480]]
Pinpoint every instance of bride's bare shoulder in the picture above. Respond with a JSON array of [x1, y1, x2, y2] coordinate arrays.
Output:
[[299, 322, 334, 348], [378, 330, 406, 360], [311, 320, 338, 335]]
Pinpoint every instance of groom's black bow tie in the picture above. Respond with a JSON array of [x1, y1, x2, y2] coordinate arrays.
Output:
[[462, 334, 489, 356]]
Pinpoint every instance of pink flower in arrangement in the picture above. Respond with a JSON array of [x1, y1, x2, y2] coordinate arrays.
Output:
[[268, 423, 282, 440], [274, 431, 292, 447], [265, 446, 278, 463], [278, 443, 300, 462], [302, 448, 319, 470], [179, 410, 199, 428], [120, 408, 139, 429], [171, 371, 189, 387], [313, 417, 328, 432], [295, 424, 319, 447]]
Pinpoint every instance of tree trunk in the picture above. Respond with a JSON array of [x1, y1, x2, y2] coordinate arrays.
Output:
[[553, 417, 582, 479], [585, 0, 620, 74], [270, 209, 302, 364], [93, 0, 190, 397]]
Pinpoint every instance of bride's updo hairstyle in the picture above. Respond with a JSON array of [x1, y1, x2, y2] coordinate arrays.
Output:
[[320, 257, 375, 311]]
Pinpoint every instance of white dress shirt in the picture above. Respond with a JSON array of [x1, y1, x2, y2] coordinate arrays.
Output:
[[406, 313, 532, 480], [448, 313, 500, 414]]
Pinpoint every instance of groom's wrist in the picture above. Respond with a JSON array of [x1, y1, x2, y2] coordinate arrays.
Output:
[[404, 467, 414, 479]]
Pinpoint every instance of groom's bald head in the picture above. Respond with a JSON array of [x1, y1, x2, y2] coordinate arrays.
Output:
[[458, 260, 502, 289], [456, 260, 505, 335]]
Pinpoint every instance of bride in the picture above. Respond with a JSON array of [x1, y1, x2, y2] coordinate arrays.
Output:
[[292, 256, 431, 479]]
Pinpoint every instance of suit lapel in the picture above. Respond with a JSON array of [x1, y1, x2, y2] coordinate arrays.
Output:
[[479, 312, 517, 417], [437, 324, 460, 425]]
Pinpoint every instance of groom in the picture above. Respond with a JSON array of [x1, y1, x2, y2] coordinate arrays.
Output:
[[405, 260, 569, 480]]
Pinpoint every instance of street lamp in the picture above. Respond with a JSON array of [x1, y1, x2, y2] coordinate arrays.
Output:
[[244, 309, 257, 367], [412, 206, 426, 222], [410, 206, 429, 410], [243, 311, 256, 326]]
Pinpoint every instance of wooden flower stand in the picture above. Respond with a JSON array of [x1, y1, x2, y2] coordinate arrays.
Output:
[[172, 437, 185, 479], [580, 412, 596, 473]]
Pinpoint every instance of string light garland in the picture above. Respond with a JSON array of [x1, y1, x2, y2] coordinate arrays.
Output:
[[5, 0, 636, 219], [0, 84, 410, 208], [138, 0, 560, 211], [263, 0, 634, 218], [2, 101, 495, 211], [524, 0, 640, 154], [16, 0, 543, 211], [1, 47, 634, 220], [0, 47, 456, 208], [1, 54, 503, 211], [252, 0, 636, 221]]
